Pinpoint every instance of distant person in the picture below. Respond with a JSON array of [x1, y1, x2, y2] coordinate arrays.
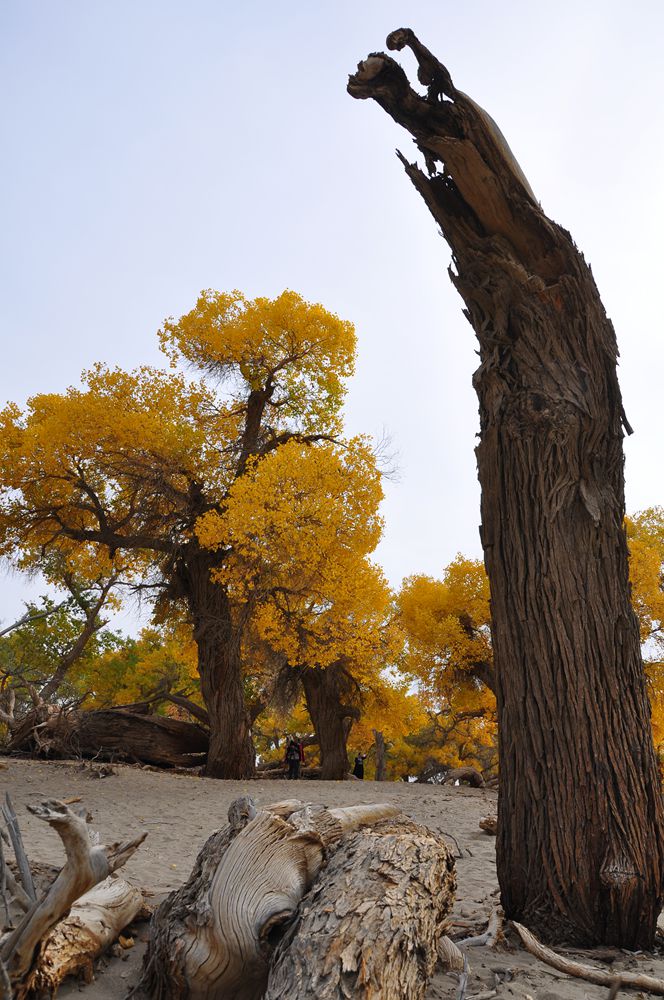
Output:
[[352, 752, 367, 779], [285, 737, 303, 779]]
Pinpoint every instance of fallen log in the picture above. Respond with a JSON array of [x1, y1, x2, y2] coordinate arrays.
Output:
[[7, 707, 208, 769], [31, 876, 146, 995], [441, 767, 485, 788], [265, 815, 457, 999], [137, 797, 455, 1000], [1, 799, 146, 999]]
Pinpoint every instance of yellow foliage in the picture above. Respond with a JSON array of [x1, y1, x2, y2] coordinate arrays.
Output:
[[396, 556, 492, 705], [70, 625, 199, 709], [160, 288, 355, 435], [198, 437, 391, 673], [627, 508, 664, 648]]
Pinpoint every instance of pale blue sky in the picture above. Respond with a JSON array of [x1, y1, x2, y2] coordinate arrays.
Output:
[[1, 1, 663, 629]]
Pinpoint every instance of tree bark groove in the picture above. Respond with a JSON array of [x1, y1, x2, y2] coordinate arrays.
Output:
[[348, 30, 664, 947]]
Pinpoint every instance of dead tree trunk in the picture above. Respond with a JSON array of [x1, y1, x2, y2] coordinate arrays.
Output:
[[265, 816, 455, 999], [30, 877, 145, 995], [7, 707, 209, 768], [137, 798, 454, 1000], [301, 662, 359, 780], [349, 30, 664, 948], [1, 799, 146, 999], [373, 728, 387, 781]]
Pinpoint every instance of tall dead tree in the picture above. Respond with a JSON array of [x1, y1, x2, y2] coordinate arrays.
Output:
[[349, 29, 664, 947]]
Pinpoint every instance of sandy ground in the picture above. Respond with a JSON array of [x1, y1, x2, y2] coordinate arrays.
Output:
[[3, 758, 664, 999]]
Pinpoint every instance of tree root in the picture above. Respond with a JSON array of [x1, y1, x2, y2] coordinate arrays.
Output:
[[513, 921, 664, 995]]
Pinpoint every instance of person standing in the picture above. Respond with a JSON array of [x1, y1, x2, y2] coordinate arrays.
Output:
[[285, 738, 302, 779], [352, 752, 367, 779]]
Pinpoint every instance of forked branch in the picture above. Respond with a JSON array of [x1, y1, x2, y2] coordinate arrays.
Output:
[[1, 799, 146, 999]]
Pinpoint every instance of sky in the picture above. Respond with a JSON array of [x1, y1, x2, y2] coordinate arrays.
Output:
[[1, 0, 663, 631]]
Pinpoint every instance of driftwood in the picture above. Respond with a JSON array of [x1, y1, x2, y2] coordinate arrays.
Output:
[[513, 921, 664, 995], [30, 877, 145, 995], [1, 799, 146, 999], [479, 815, 497, 835], [7, 707, 208, 768], [138, 797, 455, 1000], [457, 907, 505, 949]]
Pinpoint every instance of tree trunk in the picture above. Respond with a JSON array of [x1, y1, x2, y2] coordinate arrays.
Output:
[[31, 877, 145, 995], [184, 557, 256, 779], [373, 728, 387, 781], [137, 798, 452, 1000], [301, 663, 358, 780], [6, 707, 209, 768], [265, 816, 456, 999], [349, 31, 664, 947]]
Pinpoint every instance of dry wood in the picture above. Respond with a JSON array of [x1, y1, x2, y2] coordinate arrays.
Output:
[[137, 798, 446, 1000], [457, 908, 504, 948], [479, 816, 497, 835], [265, 815, 456, 1000], [513, 921, 664, 995], [2, 795, 36, 903], [437, 934, 466, 972], [8, 706, 208, 768], [348, 28, 664, 947], [31, 876, 144, 995], [1, 799, 146, 999]]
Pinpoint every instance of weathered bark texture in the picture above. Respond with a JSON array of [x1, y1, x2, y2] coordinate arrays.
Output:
[[181, 557, 256, 779], [301, 662, 359, 780], [30, 877, 145, 995], [265, 816, 456, 1000], [7, 707, 208, 768], [137, 797, 451, 1000], [349, 30, 664, 947], [1, 799, 146, 999]]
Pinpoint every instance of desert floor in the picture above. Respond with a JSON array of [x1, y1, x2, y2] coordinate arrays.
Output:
[[4, 758, 664, 999]]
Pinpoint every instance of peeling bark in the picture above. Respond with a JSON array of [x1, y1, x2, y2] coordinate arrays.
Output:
[[349, 30, 664, 947], [265, 816, 456, 1000], [136, 798, 447, 1000]]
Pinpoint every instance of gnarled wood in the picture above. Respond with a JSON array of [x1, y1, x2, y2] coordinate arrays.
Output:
[[513, 921, 664, 995], [441, 766, 485, 788], [349, 30, 664, 947], [1, 799, 146, 999], [31, 877, 145, 995], [265, 816, 456, 999], [7, 707, 208, 768], [137, 798, 445, 1000]]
